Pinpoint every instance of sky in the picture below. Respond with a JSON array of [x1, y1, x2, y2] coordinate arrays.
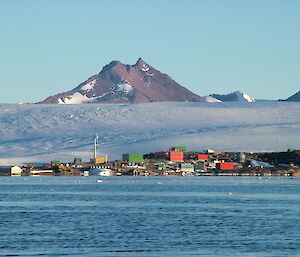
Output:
[[0, 0, 299, 103]]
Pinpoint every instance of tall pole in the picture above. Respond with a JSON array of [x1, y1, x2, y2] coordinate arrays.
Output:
[[94, 134, 99, 159]]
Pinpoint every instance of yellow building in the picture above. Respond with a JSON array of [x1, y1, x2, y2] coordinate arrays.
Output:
[[90, 158, 108, 164]]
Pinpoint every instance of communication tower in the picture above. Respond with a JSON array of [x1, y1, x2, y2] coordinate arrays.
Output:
[[93, 134, 99, 159]]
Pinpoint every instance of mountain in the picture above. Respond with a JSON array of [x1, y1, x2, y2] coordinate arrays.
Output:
[[38, 58, 204, 104], [209, 91, 255, 102], [286, 91, 300, 101]]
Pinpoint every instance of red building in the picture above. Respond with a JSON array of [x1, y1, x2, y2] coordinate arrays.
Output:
[[198, 154, 209, 161], [216, 162, 235, 170], [153, 150, 184, 161], [169, 151, 184, 161]]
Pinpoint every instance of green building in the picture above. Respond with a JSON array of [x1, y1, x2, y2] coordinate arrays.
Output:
[[123, 153, 144, 163], [194, 163, 205, 171], [51, 160, 60, 166]]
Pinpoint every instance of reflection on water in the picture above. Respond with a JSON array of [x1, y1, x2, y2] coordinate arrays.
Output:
[[0, 176, 299, 257]]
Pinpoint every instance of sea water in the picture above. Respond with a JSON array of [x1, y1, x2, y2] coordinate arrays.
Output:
[[0, 176, 299, 257]]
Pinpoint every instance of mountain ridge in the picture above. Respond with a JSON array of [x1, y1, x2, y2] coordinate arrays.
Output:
[[208, 91, 255, 103], [37, 58, 299, 104], [285, 90, 300, 101]]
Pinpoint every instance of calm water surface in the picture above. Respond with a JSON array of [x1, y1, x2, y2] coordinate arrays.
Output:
[[0, 176, 299, 257]]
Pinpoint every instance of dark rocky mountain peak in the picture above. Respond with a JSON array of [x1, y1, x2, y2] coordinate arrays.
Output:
[[38, 58, 204, 104], [134, 57, 148, 66]]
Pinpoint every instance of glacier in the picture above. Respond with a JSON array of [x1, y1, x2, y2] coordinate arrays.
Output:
[[0, 102, 299, 165]]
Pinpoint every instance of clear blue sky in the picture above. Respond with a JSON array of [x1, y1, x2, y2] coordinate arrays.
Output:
[[0, 0, 299, 103]]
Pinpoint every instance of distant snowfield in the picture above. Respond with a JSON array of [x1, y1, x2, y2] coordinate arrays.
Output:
[[0, 102, 299, 165]]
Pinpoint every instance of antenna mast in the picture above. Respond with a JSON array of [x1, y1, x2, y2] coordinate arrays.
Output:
[[93, 134, 99, 159]]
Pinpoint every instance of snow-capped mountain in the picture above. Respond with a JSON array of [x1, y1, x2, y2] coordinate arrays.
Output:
[[209, 91, 255, 102], [286, 90, 300, 101], [38, 58, 204, 104]]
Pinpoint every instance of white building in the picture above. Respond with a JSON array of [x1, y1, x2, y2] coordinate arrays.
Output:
[[10, 166, 23, 176]]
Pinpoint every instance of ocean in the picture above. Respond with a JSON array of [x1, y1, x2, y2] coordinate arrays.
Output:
[[0, 176, 299, 257]]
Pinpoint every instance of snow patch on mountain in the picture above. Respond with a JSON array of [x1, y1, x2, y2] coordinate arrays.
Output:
[[116, 82, 133, 93], [81, 79, 96, 92], [56, 81, 134, 104], [203, 96, 222, 102], [58, 92, 91, 104], [141, 63, 150, 72], [240, 92, 255, 102]]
